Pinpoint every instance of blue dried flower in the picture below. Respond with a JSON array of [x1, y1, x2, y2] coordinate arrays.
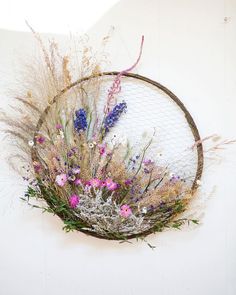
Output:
[[104, 101, 127, 132], [74, 108, 87, 132]]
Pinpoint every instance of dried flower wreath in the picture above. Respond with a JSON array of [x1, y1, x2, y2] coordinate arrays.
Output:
[[1, 27, 234, 244]]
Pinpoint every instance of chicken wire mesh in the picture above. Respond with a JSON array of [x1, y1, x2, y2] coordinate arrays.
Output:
[[79, 73, 202, 189]]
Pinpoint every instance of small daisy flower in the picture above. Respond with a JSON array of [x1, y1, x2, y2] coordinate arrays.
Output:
[[55, 173, 67, 187], [141, 207, 147, 214], [28, 140, 34, 147], [120, 204, 132, 218], [169, 172, 175, 178], [69, 194, 80, 209], [88, 142, 94, 149]]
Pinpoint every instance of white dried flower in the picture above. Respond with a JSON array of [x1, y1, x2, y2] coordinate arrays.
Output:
[[59, 130, 64, 139], [196, 179, 202, 186], [88, 142, 94, 149], [141, 207, 148, 214], [28, 140, 34, 147]]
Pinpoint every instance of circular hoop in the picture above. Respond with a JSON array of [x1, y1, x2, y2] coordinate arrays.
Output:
[[31, 72, 204, 240]]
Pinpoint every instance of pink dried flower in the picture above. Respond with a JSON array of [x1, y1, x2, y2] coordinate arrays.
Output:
[[33, 161, 41, 173], [90, 178, 101, 188], [56, 123, 62, 129], [98, 143, 106, 155], [108, 182, 118, 190], [105, 178, 118, 191], [100, 180, 107, 187], [85, 180, 92, 187], [105, 178, 113, 186], [120, 204, 132, 218], [143, 159, 154, 166], [55, 173, 67, 187], [36, 135, 45, 144], [74, 178, 82, 186], [69, 194, 80, 208]]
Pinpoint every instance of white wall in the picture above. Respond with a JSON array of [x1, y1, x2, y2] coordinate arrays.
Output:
[[0, 0, 119, 33], [0, 1, 236, 295]]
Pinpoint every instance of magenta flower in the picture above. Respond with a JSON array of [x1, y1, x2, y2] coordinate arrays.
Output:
[[84, 181, 91, 187], [125, 179, 132, 186], [108, 182, 118, 191], [90, 178, 101, 188], [100, 180, 107, 188], [120, 204, 132, 218], [36, 135, 45, 144], [55, 173, 67, 187], [98, 143, 106, 155], [74, 178, 82, 186], [69, 194, 80, 208], [105, 178, 118, 191]]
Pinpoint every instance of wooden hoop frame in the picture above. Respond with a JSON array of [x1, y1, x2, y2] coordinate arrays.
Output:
[[31, 72, 204, 240]]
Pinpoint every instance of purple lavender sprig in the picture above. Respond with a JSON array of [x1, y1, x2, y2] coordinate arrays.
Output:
[[103, 101, 127, 133], [74, 109, 87, 132]]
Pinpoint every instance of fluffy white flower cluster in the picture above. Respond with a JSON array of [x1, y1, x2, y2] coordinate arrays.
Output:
[[74, 187, 152, 237]]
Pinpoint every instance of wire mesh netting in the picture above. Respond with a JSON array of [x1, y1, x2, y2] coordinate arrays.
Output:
[[79, 74, 201, 190]]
